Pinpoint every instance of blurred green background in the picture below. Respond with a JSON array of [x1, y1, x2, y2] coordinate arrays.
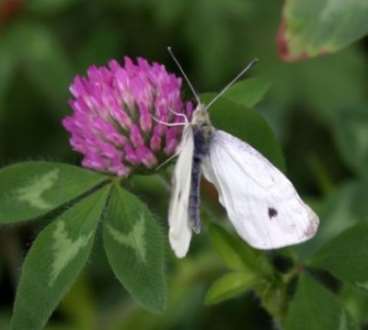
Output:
[[1, 0, 368, 329]]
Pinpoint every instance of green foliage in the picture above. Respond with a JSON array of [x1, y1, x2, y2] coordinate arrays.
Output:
[[10, 185, 110, 330], [0, 40, 15, 113], [332, 107, 368, 176], [280, 0, 368, 61], [60, 276, 97, 330], [1, 22, 73, 113], [208, 223, 272, 276], [340, 283, 368, 325], [299, 180, 368, 258], [312, 224, 368, 286], [25, 0, 78, 14], [204, 272, 256, 305], [0, 162, 107, 223], [285, 274, 358, 330], [222, 78, 272, 109], [103, 184, 167, 313]]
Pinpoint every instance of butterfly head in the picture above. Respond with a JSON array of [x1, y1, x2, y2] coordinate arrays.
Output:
[[192, 103, 211, 125], [191, 103, 214, 137]]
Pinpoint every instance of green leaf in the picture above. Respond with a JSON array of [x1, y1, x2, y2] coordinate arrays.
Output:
[[10, 185, 110, 330], [103, 184, 167, 313], [285, 274, 358, 330], [202, 94, 285, 171], [312, 224, 368, 287], [278, 0, 368, 61], [205, 272, 256, 305], [223, 78, 271, 108], [208, 223, 272, 276], [340, 282, 368, 325], [332, 107, 368, 176], [296, 180, 368, 258], [0, 161, 107, 224]]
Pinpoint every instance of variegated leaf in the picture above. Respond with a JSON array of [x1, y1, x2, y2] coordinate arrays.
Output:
[[0, 161, 107, 223], [10, 185, 110, 330], [103, 184, 166, 313]]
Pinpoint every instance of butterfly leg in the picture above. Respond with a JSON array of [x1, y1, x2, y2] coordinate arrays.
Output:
[[168, 108, 189, 124], [156, 152, 179, 170]]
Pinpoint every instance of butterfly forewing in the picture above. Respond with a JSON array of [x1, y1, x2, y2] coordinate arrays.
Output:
[[202, 130, 319, 249], [168, 125, 194, 257]]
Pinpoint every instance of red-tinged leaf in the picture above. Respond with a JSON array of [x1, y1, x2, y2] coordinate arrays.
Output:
[[277, 0, 368, 62], [276, 19, 311, 62]]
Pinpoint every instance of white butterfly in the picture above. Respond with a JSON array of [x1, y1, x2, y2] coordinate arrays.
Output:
[[165, 48, 319, 258]]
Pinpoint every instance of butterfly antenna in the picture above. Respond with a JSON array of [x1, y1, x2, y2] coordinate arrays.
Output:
[[167, 46, 201, 105], [205, 58, 259, 111]]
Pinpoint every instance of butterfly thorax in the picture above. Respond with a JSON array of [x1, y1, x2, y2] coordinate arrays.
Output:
[[188, 105, 214, 233]]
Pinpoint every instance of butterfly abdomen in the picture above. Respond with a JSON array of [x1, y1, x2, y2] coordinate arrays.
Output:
[[189, 125, 213, 233]]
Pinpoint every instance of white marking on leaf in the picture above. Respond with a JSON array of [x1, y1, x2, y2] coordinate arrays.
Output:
[[17, 169, 59, 209], [49, 221, 93, 286], [106, 214, 146, 262]]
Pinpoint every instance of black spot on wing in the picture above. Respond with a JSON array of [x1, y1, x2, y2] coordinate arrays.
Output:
[[268, 207, 278, 219]]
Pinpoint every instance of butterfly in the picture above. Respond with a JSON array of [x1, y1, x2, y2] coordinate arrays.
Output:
[[164, 47, 319, 258]]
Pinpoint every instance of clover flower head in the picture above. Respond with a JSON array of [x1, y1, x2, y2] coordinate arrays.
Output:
[[63, 57, 193, 176]]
